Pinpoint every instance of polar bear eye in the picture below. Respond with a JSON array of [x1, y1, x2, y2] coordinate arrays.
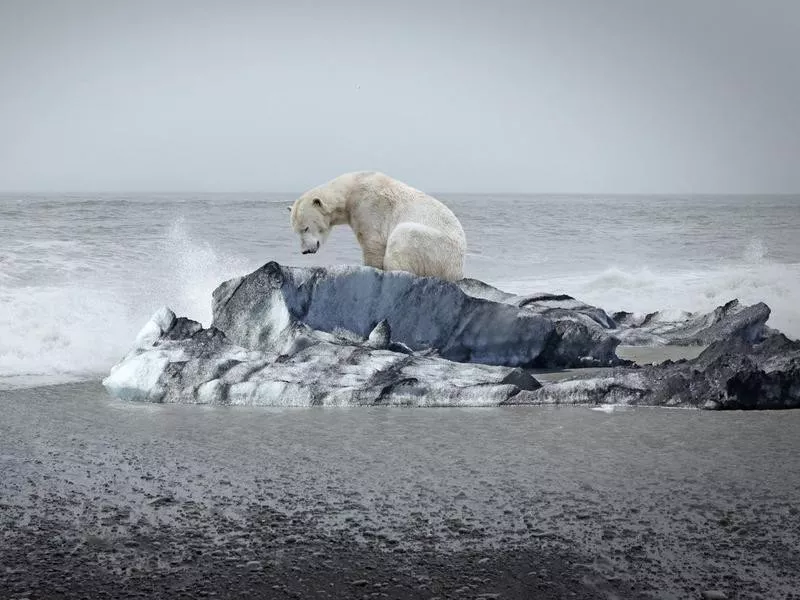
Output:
[[303, 227, 309, 233]]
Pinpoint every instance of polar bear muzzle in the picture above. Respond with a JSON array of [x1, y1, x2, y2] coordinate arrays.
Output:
[[301, 239, 320, 254]]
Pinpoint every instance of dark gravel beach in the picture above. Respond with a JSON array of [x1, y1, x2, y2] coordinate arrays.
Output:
[[2, 383, 799, 599]]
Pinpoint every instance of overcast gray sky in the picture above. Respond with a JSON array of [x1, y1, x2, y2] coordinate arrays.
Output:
[[1, 0, 798, 193]]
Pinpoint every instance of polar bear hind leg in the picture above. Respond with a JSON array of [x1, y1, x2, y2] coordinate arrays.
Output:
[[383, 222, 464, 281]]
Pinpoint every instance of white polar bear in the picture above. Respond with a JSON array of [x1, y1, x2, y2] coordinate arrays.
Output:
[[289, 171, 467, 281]]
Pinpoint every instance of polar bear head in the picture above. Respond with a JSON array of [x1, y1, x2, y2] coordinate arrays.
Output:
[[289, 191, 333, 255]]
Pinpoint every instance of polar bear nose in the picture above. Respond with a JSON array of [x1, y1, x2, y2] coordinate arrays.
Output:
[[302, 241, 320, 254]]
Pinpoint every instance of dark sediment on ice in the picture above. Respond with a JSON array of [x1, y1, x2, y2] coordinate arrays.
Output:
[[103, 262, 796, 409]]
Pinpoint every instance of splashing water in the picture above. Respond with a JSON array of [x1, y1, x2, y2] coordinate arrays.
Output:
[[0, 214, 257, 389], [496, 261, 800, 337]]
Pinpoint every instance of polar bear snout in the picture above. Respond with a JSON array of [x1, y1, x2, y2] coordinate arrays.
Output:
[[301, 238, 320, 254]]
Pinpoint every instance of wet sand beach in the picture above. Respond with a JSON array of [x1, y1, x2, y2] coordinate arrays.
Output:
[[2, 382, 799, 599]]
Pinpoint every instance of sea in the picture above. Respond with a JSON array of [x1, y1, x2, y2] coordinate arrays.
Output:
[[1, 193, 799, 390]]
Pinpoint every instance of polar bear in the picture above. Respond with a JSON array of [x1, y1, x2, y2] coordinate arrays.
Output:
[[289, 171, 467, 281]]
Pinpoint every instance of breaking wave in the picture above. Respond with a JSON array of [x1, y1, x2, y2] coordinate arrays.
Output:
[[0, 221, 255, 390], [497, 261, 800, 340]]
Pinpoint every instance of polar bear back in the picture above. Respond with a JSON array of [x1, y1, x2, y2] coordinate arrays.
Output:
[[352, 172, 465, 245], [348, 173, 466, 280]]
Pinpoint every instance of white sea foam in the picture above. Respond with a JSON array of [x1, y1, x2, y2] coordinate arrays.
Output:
[[0, 220, 255, 390], [157, 219, 254, 324], [495, 261, 800, 340]]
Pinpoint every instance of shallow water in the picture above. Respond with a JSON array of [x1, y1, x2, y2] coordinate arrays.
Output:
[[1, 193, 799, 387]]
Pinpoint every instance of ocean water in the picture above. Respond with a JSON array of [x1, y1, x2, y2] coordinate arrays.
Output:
[[1, 193, 798, 389]]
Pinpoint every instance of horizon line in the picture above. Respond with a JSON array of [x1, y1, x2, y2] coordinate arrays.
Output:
[[2, 190, 800, 197]]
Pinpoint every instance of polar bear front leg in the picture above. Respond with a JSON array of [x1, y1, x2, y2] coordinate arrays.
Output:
[[354, 227, 386, 269], [362, 248, 385, 270], [359, 236, 386, 269]]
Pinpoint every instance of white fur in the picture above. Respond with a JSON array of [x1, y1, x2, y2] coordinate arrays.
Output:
[[289, 172, 467, 281]]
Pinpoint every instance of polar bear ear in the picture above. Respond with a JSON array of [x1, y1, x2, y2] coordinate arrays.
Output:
[[312, 197, 328, 213]]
